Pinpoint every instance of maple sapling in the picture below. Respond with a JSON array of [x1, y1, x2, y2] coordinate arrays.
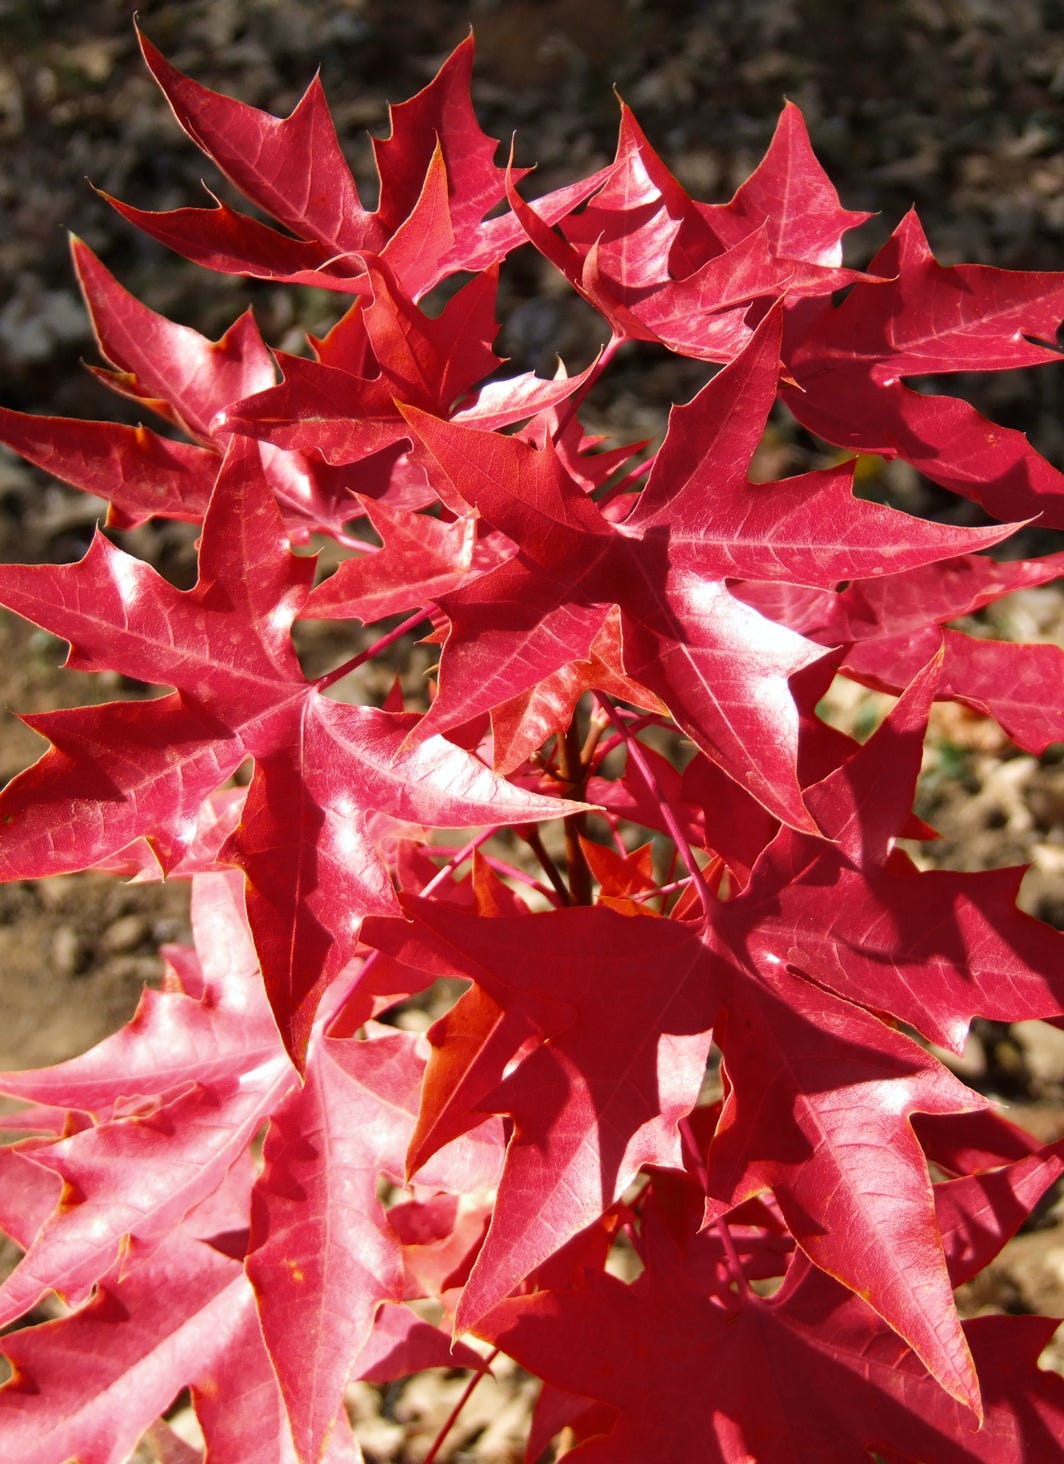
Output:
[[0, 21, 1062, 1463]]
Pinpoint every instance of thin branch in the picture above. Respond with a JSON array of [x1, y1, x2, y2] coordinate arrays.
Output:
[[428, 846, 562, 905]]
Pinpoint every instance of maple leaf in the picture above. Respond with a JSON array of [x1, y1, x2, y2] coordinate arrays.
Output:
[[782, 211, 1064, 527], [486, 1169, 1064, 1460], [246, 1022, 502, 1462], [0, 873, 291, 1332], [739, 549, 1064, 754], [0, 1164, 257, 1464], [0, 240, 375, 542], [506, 99, 873, 361], [716, 654, 1064, 1055], [401, 308, 1015, 828], [476, 1238, 1064, 1462], [0, 405, 217, 529], [365, 884, 980, 1402], [377, 884, 989, 1399], [0, 439, 585, 1059], [675, 659, 1060, 1392], [0, 875, 495, 1462], [362, 899, 715, 1331], [103, 29, 611, 301]]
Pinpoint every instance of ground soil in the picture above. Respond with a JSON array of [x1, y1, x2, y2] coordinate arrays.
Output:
[[1, 1, 1064, 1459]]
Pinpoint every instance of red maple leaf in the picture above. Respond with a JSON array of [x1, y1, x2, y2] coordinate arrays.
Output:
[[782, 212, 1064, 527], [363, 898, 715, 1331], [506, 98, 872, 361], [0, 240, 371, 542], [247, 1024, 503, 1461], [0, 874, 495, 1462], [216, 256, 598, 474], [477, 1230, 1064, 1462], [102, 28, 611, 302], [735, 549, 1064, 753]]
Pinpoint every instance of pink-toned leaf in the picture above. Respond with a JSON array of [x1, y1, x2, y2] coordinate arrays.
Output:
[[304, 498, 476, 622], [0, 1205, 247, 1464], [352, 1301, 483, 1383], [246, 1034, 408, 1464], [511, 100, 872, 362], [100, 188, 371, 293], [0, 1052, 290, 1329], [0, 440, 584, 1061]]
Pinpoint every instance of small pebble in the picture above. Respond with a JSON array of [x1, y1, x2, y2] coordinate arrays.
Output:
[[51, 925, 86, 977], [101, 915, 149, 954]]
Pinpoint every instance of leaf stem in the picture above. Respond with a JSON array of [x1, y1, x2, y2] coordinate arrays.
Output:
[[422, 1347, 500, 1464], [580, 705, 612, 766], [521, 826, 572, 906], [549, 332, 625, 443], [629, 875, 693, 903], [557, 715, 593, 905], [595, 694, 714, 916], [419, 828, 498, 898], [315, 606, 431, 692], [588, 710, 672, 775], [715, 1215, 750, 1299]]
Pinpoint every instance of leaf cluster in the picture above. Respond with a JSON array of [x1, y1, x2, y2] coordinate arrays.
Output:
[[0, 23, 1063, 1462]]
